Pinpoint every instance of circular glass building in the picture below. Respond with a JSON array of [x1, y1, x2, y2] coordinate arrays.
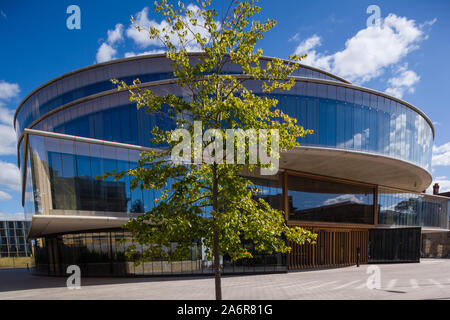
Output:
[[16, 53, 448, 276]]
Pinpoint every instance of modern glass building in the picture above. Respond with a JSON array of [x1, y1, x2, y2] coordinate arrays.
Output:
[[0, 219, 32, 258], [15, 53, 449, 276]]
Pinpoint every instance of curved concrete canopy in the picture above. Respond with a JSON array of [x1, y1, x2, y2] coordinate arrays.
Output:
[[28, 215, 129, 238], [280, 146, 432, 192]]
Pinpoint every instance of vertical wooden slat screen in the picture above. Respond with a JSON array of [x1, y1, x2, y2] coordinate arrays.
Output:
[[288, 227, 369, 270]]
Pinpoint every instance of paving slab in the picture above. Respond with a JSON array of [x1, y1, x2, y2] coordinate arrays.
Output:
[[0, 259, 449, 300]]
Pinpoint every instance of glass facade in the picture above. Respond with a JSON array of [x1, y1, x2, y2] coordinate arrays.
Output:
[[287, 174, 375, 225], [18, 55, 438, 226], [378, 187, 449, 229], [15, 54, 445, 274], [17, 81, 433, 175], [272, 82, 433, 171], [27, 133, 156, 216], [16, 81, 433, 175], [0, 220, 32, 257], [248, 177, 283, 211], [15, 56, 343, 140], [26, 133, 284, 218], [33, 231, 286, 276]]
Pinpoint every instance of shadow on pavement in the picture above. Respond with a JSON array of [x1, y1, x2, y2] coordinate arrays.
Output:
[[0, 268, 221, 293]]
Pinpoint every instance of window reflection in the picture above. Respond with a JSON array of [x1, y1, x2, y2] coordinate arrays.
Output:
[[288, 175, 374, 224], [33, 231, 287, 275], [0, 220, 32, 257], [378, 187, 449, 229], [247, 177, 283, 210], [25, 80, 434, 171]]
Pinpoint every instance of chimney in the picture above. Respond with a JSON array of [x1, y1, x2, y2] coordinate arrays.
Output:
[[433, 183, 440, 195]]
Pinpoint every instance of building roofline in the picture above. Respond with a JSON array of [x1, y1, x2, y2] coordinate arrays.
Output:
[[13, 52, 350, 126]]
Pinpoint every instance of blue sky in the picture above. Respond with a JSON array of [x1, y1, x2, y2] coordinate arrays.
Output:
[[0, 0, 449, 219]]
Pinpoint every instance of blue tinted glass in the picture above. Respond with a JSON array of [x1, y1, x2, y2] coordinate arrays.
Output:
[[318, 98, 327, 146], [344, 102, 354, 149], [336, 101, 345, 148], [326, 100, 336, 147], [306, 98, 317, 145], [353, 103, 362, 150]]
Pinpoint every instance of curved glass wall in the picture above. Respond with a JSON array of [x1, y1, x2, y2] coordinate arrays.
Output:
[[26, 133, 282, 217], [15, 56, 344, 139], [25, 131, 447, 230], [287, 174, 375, 225], [378, 187, 449, 229], [33, 231, 286, 276], [24, 80, 434, 171]]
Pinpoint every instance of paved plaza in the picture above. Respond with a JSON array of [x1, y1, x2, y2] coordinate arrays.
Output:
[[0, 259, 449, 300]]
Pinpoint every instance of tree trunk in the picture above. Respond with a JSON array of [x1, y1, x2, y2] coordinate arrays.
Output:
[[213, 220, 222, 300], [212, 164, 222, 300]]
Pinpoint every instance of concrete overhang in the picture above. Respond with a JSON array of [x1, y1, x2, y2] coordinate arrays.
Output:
[[421, 227, 450, 233], [280, 146, 432, 192], [376, 225, 450, 233], [28, 215, 129, 238]]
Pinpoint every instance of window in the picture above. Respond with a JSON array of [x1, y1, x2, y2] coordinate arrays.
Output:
[[288, 174, 374, 224]]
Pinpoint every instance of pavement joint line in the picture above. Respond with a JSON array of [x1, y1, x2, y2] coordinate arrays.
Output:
[[270, 280, 320, 290], [247, 280, 319, 290], [306, 281, 339, 290], [427, 279, 444, 288], [332, 280, 361, 290]]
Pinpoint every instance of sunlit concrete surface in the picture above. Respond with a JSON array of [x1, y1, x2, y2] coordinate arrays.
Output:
[[0, 259, 449, 300]]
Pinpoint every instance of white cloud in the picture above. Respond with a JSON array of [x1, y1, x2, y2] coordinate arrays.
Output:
[[107, 24, 124, 44], [0, 190, 12, 201], [0, 160, 21, 191], [385, 64, 420, 98], [0, 81, 20, 156], [323, 194, 362, 206], [294, 14, 432, 84], [0, 10, 6, 19], [96, 5, 221, 62], [0, 123, 16, 155], [420, 18, 437, 28], [95, 24, 124, 63], [294, 34, 321, 55], [0, 212, 26, 221], [432, 142, 450, 167], [96, 43, 118, 63], [126, 5, 216, 51], [289, 33, 301, 43], [0, 81, 20, 101], [0, 105, 14, 125]]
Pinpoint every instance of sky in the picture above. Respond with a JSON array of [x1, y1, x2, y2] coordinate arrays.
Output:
[[0, 0, 449, 219]]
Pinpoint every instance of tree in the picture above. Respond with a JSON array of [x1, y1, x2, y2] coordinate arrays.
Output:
[[109, 0, 317, 300]]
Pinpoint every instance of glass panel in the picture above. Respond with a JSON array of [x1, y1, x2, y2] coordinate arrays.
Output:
[[378, 187, 449, 229], [288, 175, 374, 224]]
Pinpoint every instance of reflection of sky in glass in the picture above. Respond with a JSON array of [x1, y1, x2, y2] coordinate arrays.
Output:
[[291, 192, 371, 211], [20, 79, 434, 175]]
